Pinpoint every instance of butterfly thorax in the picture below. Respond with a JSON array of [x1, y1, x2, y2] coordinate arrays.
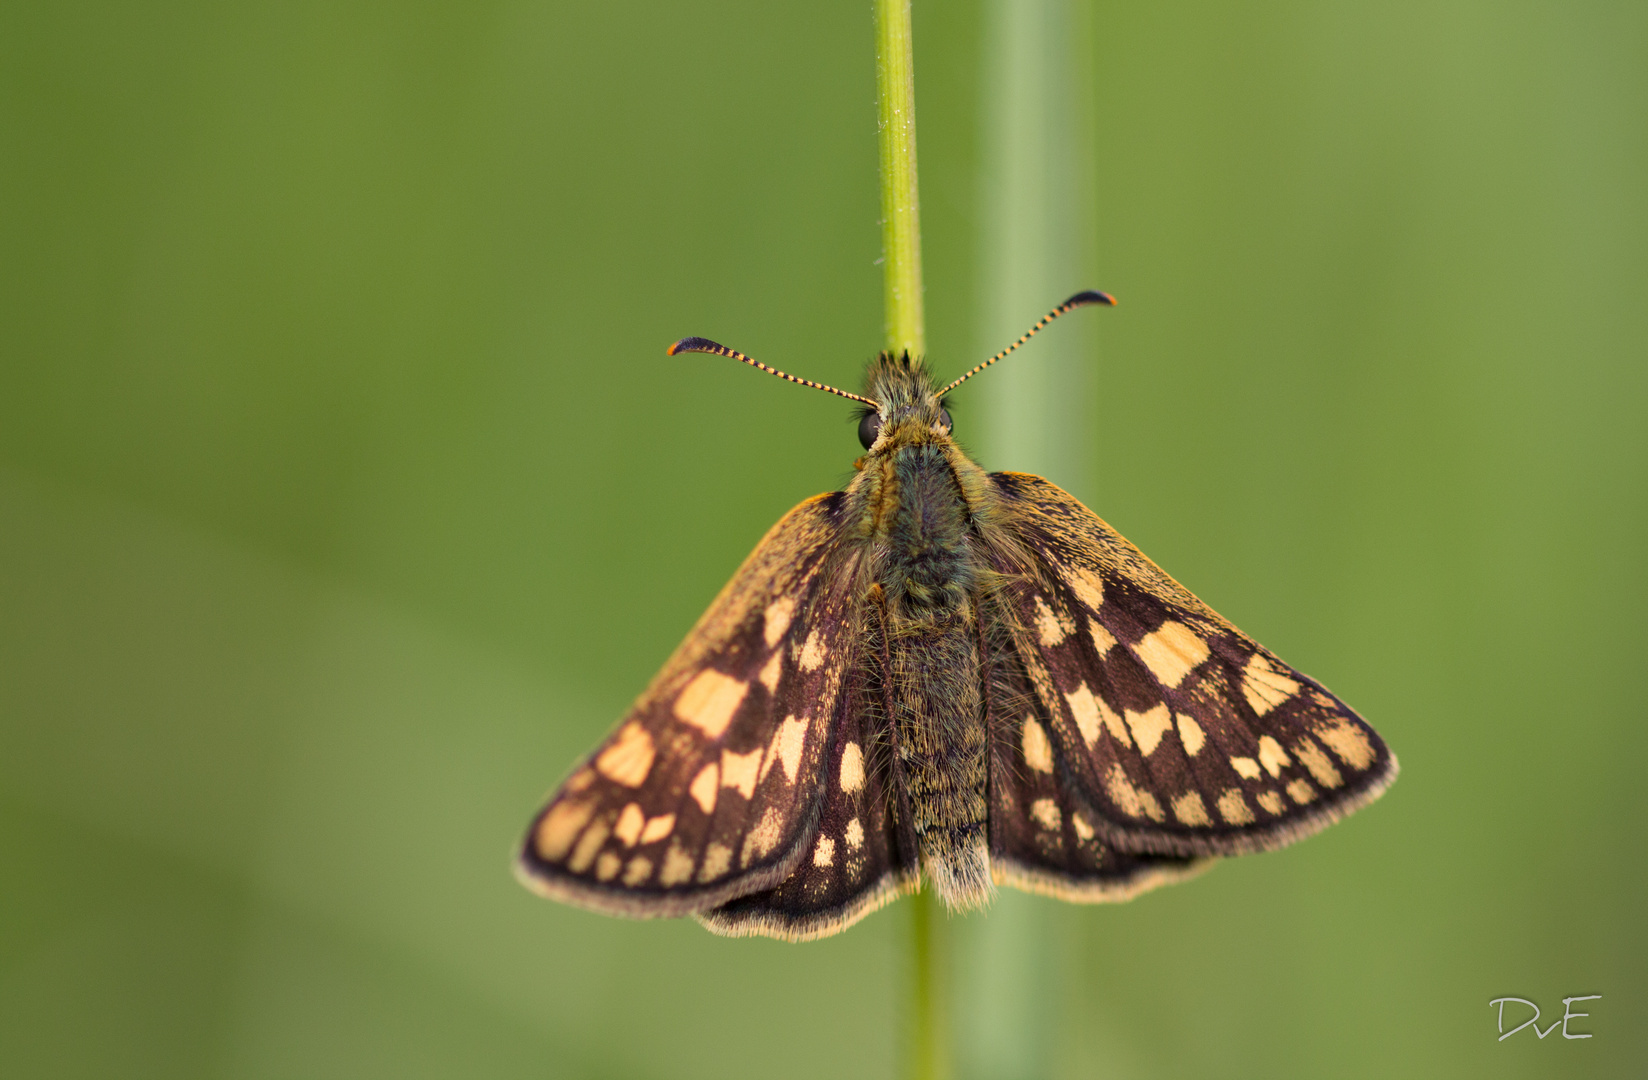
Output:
[[841, 353, 995, 908]]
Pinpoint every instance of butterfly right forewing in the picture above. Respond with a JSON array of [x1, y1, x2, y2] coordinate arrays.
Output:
[[990, 471, 1397, 859]]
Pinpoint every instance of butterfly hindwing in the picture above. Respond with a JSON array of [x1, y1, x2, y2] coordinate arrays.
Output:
[[697, 645, 917, 940], [990, 471, 1398, 858], [516, 493, 861, 916], [979, 604, 1209, 899]]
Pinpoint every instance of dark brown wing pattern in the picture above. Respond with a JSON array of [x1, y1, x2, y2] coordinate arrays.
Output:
[[989, 472, 1397, 859], [516, 493, 862, 918], [980, 608, 1210, 900], [698, 644, 917, 939]]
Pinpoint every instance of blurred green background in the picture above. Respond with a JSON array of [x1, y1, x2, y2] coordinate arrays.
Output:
[[2, 1, 1643, 1077]]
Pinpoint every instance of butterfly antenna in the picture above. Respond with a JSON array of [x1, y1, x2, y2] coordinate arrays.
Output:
[[667, 337, 881, 408], [937, 290, 1116, 397]]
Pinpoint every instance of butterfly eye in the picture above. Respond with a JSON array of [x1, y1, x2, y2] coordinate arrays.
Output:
[[939, 407, 952, 433], [858, 412, 883, 449]]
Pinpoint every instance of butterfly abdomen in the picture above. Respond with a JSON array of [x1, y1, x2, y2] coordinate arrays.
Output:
[[876, 443, 992, 909]]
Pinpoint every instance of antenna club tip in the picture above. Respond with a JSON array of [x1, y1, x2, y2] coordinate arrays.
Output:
[[1066, 289, 1117, 308], [667, 336, 721, 357]]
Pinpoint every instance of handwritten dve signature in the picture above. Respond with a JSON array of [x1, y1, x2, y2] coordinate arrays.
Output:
[[1489, 996, 1600, 1041]]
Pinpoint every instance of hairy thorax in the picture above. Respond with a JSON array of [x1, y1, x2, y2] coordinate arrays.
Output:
[[847, 409, 995, 907]]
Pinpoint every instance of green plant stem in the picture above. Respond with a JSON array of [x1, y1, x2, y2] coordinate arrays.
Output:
[[874, 3, 942, 1078], [876, 0, 925, 358], [907, 889, 942, 1080]]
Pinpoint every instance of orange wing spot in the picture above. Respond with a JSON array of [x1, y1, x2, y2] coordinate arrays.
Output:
[[1133, 620, 1210, 689], [1216, 788, 1255, 825], [1172, 791, 1212, 826], [1257, 735, 1291, 778], [674, 670, 749, 738], [689, 763, 719, 814], [1104, 764, 1164, 822], [535, 799, 595, 861], [660, 842, 696, 886], [1292, 735, 1344, 789], [721, 748, 762, 799], [1314, 716, 1377, 771], [568, 815, 610, 873], [595, 722, 656, 786], [613, 802, 645, 846], [1241, 654, 1300, 715], [640, 813, 676, 845], [1125, 704, 1173, 756]]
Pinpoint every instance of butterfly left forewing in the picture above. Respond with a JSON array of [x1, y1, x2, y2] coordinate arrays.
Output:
[[516, 493, 860, 916], [989, 471, 1397, 858]]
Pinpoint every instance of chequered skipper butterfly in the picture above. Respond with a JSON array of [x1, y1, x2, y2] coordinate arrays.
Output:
[[516, 292, 1397, 940]]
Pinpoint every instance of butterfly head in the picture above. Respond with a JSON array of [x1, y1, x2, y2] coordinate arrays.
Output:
[[856, 351, 952, 453], [665, 290, 1113, 456]]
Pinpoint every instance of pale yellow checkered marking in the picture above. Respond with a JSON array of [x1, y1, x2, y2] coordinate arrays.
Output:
[[1314, 716, 1376, 771], [1176, 713, 1206, 757], [639, 813, 675, 845], [763, 596, 796, 647], [1257, 735, 1291, 778], [622, 856, 653, 886], [595, 721, 655, 786], [688, 763, 719, 815], [741, 807, 784, 866], [759, 715, 808, 784], [1125, 704, 1174, 756], [1230, 755, 1262, 780], [840, 741, 865, 793], [1067, 682, 1130, 747], [568, 815, 610, 873], [1033, 595, 1075, 646], [1133, 620, 1210, 689], [845, 817, 864, 850], [1030, 798, 1061, 831], [1021, 718, 1053, 773], [720, 748, 762, 799], [1216, 788, 1255, 825], [1287, 778, 1317, 805], [1256, 790, 1285, 815], [1172, 791, 1212, 826], [595, 852, 622, 881], [613, 803, 645, 847], [1105, 763, 1165, 822], [797, 629, 826, 672], [758, 651, 783, 694], [698, 842, 732, 882], [660, 841, 695, 886], [1065, 683, 1101, 745], [1293, 736, 1344, 788], [813, 835, 836, 867], [1088, 618, 1117, 657], [674, 669, 748, 738], [1071, 812, 1095, 841], [1241, 654, 1299, 716], [1064, 566, 1106, 613], [535, 799, 595, 861], [563, 768, 595, 794]]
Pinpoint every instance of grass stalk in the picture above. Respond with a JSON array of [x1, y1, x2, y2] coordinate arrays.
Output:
[[876, 0, 926, 359], [873, 3, 944, 1078]]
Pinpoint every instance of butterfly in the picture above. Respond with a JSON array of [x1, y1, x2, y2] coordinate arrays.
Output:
[[516, 292, 1397, 941]]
